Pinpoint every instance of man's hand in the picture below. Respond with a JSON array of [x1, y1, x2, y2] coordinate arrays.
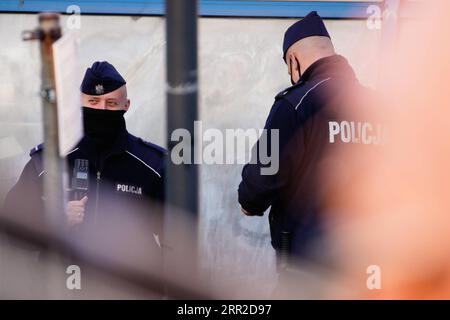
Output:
[[66, 196, 88, 227]]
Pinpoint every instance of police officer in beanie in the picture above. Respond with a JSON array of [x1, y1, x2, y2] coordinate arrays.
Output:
[[3, 61, 166, 256], [238, 12, 377, 265]]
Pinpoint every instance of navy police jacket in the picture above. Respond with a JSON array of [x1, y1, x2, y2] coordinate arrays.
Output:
[[238, 55, 380, 258], [3, 130, 166, 247]]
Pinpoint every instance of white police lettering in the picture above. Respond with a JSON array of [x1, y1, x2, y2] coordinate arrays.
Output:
[[328, 121, 386, 145], [116, 183, 142, 195]]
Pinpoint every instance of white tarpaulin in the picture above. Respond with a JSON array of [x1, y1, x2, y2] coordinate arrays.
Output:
[[52, 30, 83, 156]]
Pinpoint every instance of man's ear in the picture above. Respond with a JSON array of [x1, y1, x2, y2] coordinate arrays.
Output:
[[124, 99, 130, 111], [288, 54, 301, 84], [287, 55, 292, 76], [295, 55, 302, 79]]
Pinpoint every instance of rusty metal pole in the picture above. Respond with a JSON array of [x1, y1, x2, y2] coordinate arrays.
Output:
[[23, 13, 65, 230], [23, 13, 66, 298]]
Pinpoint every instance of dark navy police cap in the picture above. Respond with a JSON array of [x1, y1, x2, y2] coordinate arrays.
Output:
[[81, 61, 126, 95], [282, 11, 330, 61]]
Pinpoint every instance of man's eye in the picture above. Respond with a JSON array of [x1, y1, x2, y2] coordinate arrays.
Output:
[[88, 100, 97, 104]]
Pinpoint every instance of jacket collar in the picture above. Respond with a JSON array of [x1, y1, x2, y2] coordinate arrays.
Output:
[[300, 54, 356, 82], [73, 129, 129, 161], [275, 54, 357, 99]]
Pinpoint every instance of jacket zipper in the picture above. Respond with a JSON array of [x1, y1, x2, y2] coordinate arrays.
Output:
[[94, 170, 101, 227]]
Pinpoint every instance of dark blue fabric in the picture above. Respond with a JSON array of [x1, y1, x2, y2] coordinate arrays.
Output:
[[3, 131, 166, 241], [238, 55, 365, 258], [81, 61, 126, 95], [282, 11, 330, 61]]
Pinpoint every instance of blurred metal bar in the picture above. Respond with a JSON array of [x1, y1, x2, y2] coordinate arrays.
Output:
[[33, 13, 66, 230], [0, 211, 211, 299], [22, 12, 66, 298], [165, 0, 199, 295], [23, 12, 66, 231], [166, 0, 199, 220]]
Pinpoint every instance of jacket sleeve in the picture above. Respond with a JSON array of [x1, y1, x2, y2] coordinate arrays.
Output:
[[238, 99, 300, 215], [2, 158, 45, 233]]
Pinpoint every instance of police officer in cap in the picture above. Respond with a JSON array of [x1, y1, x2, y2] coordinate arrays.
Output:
[[3, 61, 166, 251], [238, 12, 373, 266]]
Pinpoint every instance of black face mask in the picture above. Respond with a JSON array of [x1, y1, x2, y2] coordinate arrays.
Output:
[[82, 107, 126, 146]]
